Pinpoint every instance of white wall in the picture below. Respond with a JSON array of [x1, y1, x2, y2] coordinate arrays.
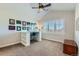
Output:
[[75, 4, 79, 48], [0, 3, 47, 47], [39, 11, 75, 43]]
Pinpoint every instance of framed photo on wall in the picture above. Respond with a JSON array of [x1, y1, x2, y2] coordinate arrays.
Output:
[[26, 27, 31, 31], [9, 19, 15, 25], [8, 25, 15, 30], [27, 22, 30, 25], [22, 27, 27, 30], [22, 21, 27, 26], [16, 26, 21, 31], [16, 20, 21, 24]]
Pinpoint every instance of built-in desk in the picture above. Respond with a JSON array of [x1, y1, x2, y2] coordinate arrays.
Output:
[[21, 31, 41, 47]]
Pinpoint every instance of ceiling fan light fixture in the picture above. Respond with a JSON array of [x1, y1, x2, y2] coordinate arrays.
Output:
[[39, 8, 44, 11], [32, 3, 51, 13]]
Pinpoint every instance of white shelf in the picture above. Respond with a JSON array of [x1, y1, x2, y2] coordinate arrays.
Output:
[[21, 31, 42, 47]]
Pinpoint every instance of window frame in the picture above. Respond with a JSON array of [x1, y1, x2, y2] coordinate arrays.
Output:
[[43, 19, 65, 33]]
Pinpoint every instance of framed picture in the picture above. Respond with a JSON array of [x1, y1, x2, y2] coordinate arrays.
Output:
[[16, 20, 21, 24], [8, 25, 15, 30], [26, 27, 31, 31], [22, 27, 27, 30], [22, 21, 27, 26], [9, 19, 15, 25], [30, 23, 36, 26], [30, 23, 33, 25], [16, 26, 21, 31], [27, 22, 30, 25]]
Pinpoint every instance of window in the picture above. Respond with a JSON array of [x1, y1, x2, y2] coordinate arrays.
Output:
[[43, 19, 64, 32]]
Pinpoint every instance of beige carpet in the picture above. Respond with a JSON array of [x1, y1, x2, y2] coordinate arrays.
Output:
[[0, 40, 68, 56]]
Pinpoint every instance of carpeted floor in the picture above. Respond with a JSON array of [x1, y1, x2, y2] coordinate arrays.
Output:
[[0, 40, 69, 56]]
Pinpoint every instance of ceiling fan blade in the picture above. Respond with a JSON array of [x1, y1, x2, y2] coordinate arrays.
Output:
[[32, 7, 39, 9], [43, 3, 51, 8]]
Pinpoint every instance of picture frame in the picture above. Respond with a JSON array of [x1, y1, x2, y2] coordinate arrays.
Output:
[[16, 20, 21, 24], [22, 27, 27, 30], [22, 21, 27, 26], [26, 27, 31, 31], [27, 22, 30, 25], [8, 25, 15, 30], [9, 19, 15, 25], [16, 26, 21, 31]]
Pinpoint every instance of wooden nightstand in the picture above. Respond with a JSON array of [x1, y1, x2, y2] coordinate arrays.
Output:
[[63, 40, 78, 56]]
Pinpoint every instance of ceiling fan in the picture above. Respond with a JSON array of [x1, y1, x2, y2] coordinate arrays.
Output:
[[32, 3, 51, 12]]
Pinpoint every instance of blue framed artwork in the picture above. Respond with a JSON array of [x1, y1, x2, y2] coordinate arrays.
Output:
[[16, 26, 21, 31], [26, 27, 30, 31], [22, 27, 27, 30], [27, 22, 30, 25]]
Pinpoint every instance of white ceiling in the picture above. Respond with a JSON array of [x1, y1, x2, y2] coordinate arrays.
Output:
[[31, 3, 76, 11], [50, 3, 76, 11], [0, 3, 76, 11]]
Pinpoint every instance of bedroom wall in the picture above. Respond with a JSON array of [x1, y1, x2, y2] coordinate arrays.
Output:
[[38, 11, 75, 43], [0, 3, 47, 47], [75, 4, 79, 48]]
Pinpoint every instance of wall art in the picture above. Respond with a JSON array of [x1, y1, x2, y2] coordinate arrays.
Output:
[[27, 22, 30, 25], [16, 26, 21, 31], [8, 25, 15, 30], [9, 19, 15, 25], [22, 27, 27, 30], [22, 21, 27, 26], [16, 20, 21, 24]]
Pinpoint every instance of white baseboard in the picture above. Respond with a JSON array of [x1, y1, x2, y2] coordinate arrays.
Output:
[[0, 41, 20, 48], [42, 38, 64, 43]]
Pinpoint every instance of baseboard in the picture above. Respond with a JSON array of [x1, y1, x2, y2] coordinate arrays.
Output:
[[42, 38, 63, 44], [0, 41, 20, 48]]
